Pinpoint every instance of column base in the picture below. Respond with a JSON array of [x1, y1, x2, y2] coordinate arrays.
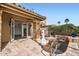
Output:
[[41, 38, 47, 45]]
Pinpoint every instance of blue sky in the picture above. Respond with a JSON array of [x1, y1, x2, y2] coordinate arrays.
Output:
[[16, 3, 79, 26]]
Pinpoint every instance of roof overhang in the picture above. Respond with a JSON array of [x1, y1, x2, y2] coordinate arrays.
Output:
[[0, 3, 46, 21]]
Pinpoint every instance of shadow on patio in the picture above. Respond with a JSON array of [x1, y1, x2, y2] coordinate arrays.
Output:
[[1, 41, 9, 50]]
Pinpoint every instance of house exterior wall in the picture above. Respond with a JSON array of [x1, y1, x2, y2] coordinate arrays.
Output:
[[1, 12, 42, 48], [2, 12, 11, 43], [0, 10, 2, 51], [0, 3, 46, 51]]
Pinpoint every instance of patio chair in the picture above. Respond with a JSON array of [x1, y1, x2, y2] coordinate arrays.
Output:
[[41, 36, 69, 56], [50, 36, 69, 56]]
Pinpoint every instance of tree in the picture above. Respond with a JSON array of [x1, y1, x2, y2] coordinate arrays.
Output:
[[65, 18, 69, 24], [18, 5, 22, 7], [48, 24, 79, 36], [77, 26, 79, 28], [57, 21, 61, 25]]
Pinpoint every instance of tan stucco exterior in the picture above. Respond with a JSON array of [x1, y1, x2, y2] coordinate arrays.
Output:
[[2, 12, 11, 42], [0, 10, 2, 51], [0, 3, 46, 51]]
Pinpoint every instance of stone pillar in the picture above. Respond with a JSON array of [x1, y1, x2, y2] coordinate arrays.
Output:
[[35, 21, 41, 43], [33, 21, 37, 41], [27, 23, 28, 38], [32, 19, 41, 43], [0, 10, 2, 51]]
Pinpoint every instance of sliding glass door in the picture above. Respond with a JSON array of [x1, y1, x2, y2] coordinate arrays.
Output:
[[22, 23, 33, 38]]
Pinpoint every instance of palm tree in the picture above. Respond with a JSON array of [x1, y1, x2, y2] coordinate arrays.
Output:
[[65, 18, 69, 24], [57, 21, 61, 25]]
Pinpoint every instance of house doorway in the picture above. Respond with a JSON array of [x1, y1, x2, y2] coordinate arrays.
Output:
[[22, 23, 33, 39], [11, 20, 33, 40], [22, 23, 27, 38]]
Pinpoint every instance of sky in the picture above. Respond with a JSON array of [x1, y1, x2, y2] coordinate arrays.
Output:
[[16, 3, 79, 26]]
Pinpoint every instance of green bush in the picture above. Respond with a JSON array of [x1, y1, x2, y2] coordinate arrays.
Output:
[[48, 24, 79, 36]]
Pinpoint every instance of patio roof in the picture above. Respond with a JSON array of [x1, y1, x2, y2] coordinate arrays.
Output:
[[0, 3, 46, 21]]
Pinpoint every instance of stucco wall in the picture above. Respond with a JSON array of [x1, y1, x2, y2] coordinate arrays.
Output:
[[2, 12, 11, 42], [0, 10, 2, 51], [1, 12, 43, 43]]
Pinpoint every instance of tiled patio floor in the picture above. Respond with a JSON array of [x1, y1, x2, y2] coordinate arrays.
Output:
[[0, 39, 44, 56], [0, 38, 79, 56]]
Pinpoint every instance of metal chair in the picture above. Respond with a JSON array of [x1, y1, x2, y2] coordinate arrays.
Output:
[[50, 36, 69, 56]]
